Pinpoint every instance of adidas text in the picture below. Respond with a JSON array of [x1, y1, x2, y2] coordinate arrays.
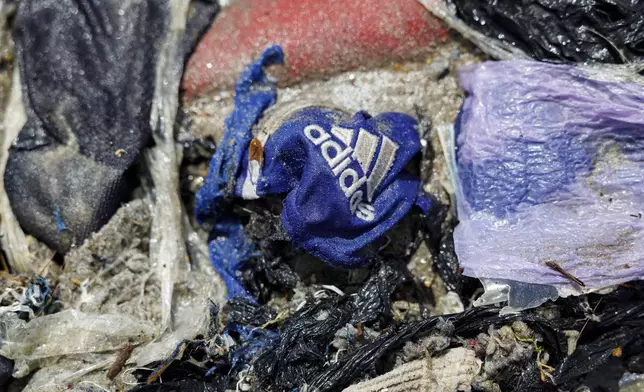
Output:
[[303, 124, 398, 222]]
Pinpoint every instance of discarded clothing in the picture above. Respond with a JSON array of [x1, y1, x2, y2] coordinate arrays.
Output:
[[182, 0, 447, 97], [235, 106, 425, 266], [342, 349, 481, 392], [197, 46, 427, 274], [451, 61, 644, 298], [446, 0, 644, 63], [195, 45, 283, 300], [5, 0, 217, 253], [207, 219, 259, 301], [195, 46, 283, 221]]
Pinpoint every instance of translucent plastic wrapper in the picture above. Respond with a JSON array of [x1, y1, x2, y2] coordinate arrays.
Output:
[[449, 61, 644, 309], [0, 310, 155, 376]]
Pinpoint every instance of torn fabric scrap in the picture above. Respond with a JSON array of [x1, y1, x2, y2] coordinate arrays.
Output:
[[195, 45, 283, 301], [195, 45, 284, 222]]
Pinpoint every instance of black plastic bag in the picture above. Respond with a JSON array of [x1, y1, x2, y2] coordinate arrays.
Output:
[[447, 0, 644, 63]]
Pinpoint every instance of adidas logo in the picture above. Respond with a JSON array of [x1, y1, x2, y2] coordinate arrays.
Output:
[[304, 123, 399, 222]]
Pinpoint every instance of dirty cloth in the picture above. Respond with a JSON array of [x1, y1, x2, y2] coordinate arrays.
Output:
[[5, 0, 217, 254], [197, 45, 427, 274], [453, 60, 644, 291], [235, 106, 425, 266], [182, 0, 447, 97], [196, 45, 283, 300], [4, 0, 168, 253], [446, 0, 644, 63]]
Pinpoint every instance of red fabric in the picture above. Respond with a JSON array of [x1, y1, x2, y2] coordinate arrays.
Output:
[[182, 0, 447, 98]]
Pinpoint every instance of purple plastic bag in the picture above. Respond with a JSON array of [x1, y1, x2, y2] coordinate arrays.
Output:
[[453, 61, 644, 297]]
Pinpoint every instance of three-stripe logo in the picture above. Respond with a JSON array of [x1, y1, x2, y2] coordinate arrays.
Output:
[[304, 123, 399, 221]]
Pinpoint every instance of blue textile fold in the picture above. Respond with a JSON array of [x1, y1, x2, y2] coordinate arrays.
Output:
[[235, 108, 425, 266], [195, 46, 283, 300]]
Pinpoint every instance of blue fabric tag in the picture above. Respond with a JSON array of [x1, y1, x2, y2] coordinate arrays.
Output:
[[235, 107, 423, 267]]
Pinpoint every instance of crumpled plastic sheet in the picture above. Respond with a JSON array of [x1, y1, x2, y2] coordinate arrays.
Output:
[[306, 307, 565, 392], [19, 356, 116, 392], [419, 0, 644, 66], [252, 263, 407, 391], [446, 0, 644, 64], [0, 309, 156, 377], [144, 0, 220, 332], [418, 0, 530, 61], [449, 60, 644, 307], [195, 45, 283, 301], [136, 0, 223, 375]]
